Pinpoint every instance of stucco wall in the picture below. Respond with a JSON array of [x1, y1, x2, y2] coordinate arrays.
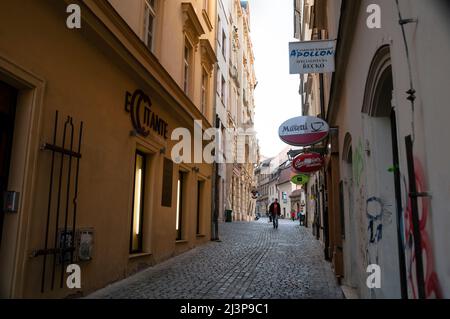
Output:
[[332, 0, 450, 298], [0, 0, 212, 298]]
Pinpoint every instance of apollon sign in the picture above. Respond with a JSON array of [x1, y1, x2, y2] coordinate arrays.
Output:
[[289, 40, 336, 74], [292, 153, 324, 173], [125, 90, 169, 139], [291, 174, 309, 185], [278, 116, 329, 146]]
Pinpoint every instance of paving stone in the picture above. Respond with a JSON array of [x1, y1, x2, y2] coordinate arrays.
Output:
[[87, 218, 343, 299]]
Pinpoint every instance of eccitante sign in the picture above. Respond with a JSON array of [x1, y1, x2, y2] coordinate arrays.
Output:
[[291, 174, 309, 185], [125, 89, 169, 139], [278, 116, 329, 147], [292, 153, 324, 174], [289, 40, 336, 74]]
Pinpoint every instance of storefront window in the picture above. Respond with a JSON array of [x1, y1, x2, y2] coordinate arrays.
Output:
[[196, 181, 204, 235], [176, 172, 185, 240], [130, 151, 146, 253]]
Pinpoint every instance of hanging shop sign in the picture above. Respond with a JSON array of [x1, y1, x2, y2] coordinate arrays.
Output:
[[125, 89, 169, 139], [289, 39, 336, 74], [291, 174, 309, 185], [278, 116, 329, 146], [292, 152, 325, 174]]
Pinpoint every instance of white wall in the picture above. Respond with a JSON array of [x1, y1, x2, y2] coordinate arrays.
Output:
[[334, 0, 450, 299]]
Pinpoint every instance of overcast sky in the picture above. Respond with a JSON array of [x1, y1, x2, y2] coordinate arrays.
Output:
[[248, 0, 302, 159]]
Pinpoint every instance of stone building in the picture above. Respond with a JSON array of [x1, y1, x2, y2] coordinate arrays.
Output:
[[215, 0, 257, 222], [0, 0, 216, 298]]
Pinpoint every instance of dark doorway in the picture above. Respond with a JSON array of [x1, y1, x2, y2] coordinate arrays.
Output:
[[0, 81, 17, 244]]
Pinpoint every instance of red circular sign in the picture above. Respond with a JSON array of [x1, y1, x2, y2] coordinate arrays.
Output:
[[292, 153, 324, 173]]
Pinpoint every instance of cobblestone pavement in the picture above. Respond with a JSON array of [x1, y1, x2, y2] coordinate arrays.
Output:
[[87, 218, 343, 299]]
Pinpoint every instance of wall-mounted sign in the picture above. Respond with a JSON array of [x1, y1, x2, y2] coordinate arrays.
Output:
[[278, 116, 329, 146], [289, 40, 336, 74], [292, 153, 325, 173], [125, 90, 169, 139], [291, 174, 309, 185]]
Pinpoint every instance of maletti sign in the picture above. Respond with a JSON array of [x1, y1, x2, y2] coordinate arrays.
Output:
[[278, 116, 329, 147], [292, 153, 324, 174], [289, 39, 336, 74]]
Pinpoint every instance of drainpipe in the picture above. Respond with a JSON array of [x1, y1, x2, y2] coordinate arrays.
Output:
[[210, 6, 219, 242]]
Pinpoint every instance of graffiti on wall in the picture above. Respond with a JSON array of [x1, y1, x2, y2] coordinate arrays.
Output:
[[403, 158, 442, 299], [365, 196, 393, 266]]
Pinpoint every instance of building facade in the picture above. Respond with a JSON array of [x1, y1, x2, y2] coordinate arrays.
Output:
[[215, 0, 257, 223], [298, 0, 450, 299], [277, 163, 295, 219], [0, 0, 216, 298]]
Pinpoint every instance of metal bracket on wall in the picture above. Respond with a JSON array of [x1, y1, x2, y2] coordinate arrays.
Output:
[[38, 110, 84, 293], [399, 18, 418, 25], [409, 192, 432, 198]]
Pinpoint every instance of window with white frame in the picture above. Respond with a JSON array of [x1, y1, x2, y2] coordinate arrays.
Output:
[[184, 41, 193, 95], [221, 29, 226, 59], [144, 0, 156, 51], [201, 68, 208, 115], [221, 75, 226, 105]]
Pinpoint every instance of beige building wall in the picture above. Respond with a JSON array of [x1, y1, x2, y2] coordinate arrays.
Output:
[[0, 0, 216, 298]]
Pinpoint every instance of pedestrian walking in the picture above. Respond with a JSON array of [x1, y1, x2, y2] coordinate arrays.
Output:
[[269, 199, 281, 229], [291, 211, 296, 221], [300, 210, 306, 226]]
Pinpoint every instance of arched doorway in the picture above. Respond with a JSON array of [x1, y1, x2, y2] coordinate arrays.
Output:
[[361, 45, 407, 298], [342, 133, 359, 289]]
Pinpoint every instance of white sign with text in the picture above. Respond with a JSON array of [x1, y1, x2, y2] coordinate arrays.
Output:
[[289, 40, 336, 74]]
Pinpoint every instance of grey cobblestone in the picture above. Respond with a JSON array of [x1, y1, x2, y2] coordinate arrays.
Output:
[[87, 218, 343, 299]]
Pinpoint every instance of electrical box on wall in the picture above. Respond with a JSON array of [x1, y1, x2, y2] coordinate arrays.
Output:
[[77, 228, 94, 261], [3, 191, 20, 213]]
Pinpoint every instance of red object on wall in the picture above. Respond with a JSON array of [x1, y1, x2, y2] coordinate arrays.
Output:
[[292, 153, 324, 173]]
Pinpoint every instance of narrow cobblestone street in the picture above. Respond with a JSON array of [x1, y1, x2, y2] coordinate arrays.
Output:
[[88, 219, 343, 299]]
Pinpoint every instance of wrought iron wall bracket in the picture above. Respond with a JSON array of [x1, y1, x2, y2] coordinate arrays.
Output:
[[41, 143, 82, 159], [399, 18, 418, 25], [39, 111, 84, 293], [409, 192, 431, 198], [30, 247, 75, 258]]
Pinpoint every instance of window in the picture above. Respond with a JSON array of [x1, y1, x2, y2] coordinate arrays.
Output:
[[176, 171, 185, 240], [222, 30, 226, 58], [217, 17, 221, 43], [144, 0, 156, 51], [184, 41, 192, 95], [221, 75, 226, 104], [196, 181, 204, 235], [201, 68, 208, 115], [130, 151, 146, 253]]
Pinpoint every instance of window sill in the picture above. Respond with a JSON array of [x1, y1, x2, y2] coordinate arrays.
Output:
[[176, 240, 188, 244], [129, 252, 152, 259]]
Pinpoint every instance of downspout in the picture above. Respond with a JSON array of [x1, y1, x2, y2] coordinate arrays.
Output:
[[211, 3, 220, 241]]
